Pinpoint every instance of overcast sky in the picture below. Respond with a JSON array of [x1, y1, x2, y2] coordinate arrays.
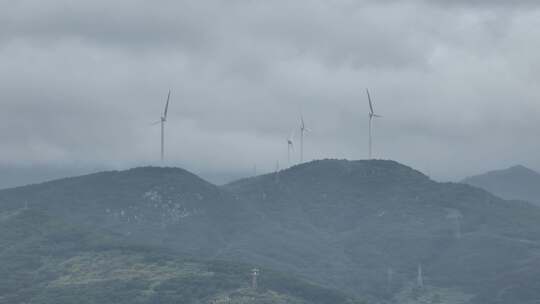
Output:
[[1, 0, 539, 186]]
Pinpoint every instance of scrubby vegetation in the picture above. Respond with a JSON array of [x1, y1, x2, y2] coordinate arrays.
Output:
[[0, 209, 363, 304]]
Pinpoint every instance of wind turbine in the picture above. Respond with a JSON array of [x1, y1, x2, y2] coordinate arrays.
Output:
[[366, 88, 381, 159], [299, 115, 310, 163], [153, 90, 171, 163], [287, 131, 295, 167]]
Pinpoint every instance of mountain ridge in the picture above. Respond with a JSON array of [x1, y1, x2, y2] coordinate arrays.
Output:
[[463, 164, 540, 205], [2, 159, 540, 303]]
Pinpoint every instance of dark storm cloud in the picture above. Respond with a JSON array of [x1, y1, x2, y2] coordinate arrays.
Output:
[[1, 0, 539, 185]]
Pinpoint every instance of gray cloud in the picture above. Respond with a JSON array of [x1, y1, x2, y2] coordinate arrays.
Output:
[[1, 0, 540, 185]]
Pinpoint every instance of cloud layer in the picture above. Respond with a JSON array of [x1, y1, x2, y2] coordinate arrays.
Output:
[[1, 0, 539, 183]]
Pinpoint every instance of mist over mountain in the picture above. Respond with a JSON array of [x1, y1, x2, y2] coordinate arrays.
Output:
[[463, 165, 540, 206], [2, 159, 540, 303], [5, 1, 540, 303]]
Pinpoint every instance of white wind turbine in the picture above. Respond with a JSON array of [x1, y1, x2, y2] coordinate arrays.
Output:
[[299, 115, 310, 163], [366, 88, 381, 159], [152, 90, 171, 163], [287, 131, 295, 167]]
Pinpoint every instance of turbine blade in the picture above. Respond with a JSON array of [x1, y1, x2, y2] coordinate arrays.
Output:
[[164, 89, 171, 119], [366, 88, 374, 114], [150, 120, 161, 126]]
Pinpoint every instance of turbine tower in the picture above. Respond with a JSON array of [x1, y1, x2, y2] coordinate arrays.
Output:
[[158, 90, 171, 163], [251, 268, 259, 289], [366, 88, 381, 159], [299, 115, 310, 163], [447, 210, 463, 240], [417, 263, 424, 289], [287, 131, 295, 167], [387, 266, 394, 291], [274, 160, 281, 183]]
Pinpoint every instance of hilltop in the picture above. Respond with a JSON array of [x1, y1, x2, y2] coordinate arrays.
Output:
[[0, 166, 256, 257], [463, 165, 540, 205]]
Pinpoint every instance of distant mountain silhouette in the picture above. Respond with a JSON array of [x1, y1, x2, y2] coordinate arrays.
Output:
[[2, 160, 540, 303], [463, 165, 540, 205]]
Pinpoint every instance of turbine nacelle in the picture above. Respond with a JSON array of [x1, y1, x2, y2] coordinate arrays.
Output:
[[366, 88, 381, 118], [155, 90, 172, 124], [300, 115, 311, 133], [299, 115, 309, 163], [287, 131, 296, 166], [366, 88, 381, 159], [287, 132, 295, 150]]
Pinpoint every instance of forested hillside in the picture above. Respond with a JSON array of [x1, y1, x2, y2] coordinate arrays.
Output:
[[2, 160, 540, 303]]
